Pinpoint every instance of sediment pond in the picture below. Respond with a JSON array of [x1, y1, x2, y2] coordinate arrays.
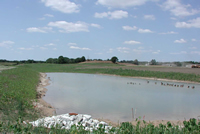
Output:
[[43, 73, 200, 122]]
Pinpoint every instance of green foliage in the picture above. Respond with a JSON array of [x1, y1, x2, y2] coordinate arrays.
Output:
[[150, 59, 157, 65], [111, 56, 118, 63], [133, 59, 139, 65], [174, 62, 182, 67], [1, 119, 199, 133]]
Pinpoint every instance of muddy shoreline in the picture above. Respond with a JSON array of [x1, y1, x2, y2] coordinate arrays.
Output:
[[36, 73, 196, 127], [33, 73, 55, 117]]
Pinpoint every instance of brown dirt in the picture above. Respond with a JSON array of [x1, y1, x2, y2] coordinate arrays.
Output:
[[32, 73, 55, 117]]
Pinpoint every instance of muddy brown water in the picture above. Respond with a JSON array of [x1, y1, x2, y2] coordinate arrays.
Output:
[[43, 73, 200, 122]]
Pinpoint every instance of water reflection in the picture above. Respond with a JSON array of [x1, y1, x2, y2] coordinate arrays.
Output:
[[43, 73, 200, 122]]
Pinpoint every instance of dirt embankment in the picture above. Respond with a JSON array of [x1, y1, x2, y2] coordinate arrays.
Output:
[[33, 73, 55, 117]]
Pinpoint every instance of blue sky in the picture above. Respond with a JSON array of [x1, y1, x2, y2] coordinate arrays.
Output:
[[0, 0, 200, 62]]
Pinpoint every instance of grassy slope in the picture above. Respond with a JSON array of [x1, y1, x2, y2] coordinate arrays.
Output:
[[0, 66, 40, 121]]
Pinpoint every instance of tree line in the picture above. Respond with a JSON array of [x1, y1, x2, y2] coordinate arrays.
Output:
[[46, 56, 86, 64]]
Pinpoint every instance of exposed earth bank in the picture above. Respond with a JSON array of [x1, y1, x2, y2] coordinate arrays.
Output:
[[33, 73, 55, 117]]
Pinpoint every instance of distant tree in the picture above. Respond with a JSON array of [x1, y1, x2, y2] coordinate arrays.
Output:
[[58, 56, 65, 64], [150, 59, 157, 65], [133, 59, 139, 65], [174, 62, 182, 67], [81, 56, 86, 62], [111, 56, 118, 63]]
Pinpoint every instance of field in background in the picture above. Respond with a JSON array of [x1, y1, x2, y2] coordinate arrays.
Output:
[[22, 62, 200, 83]]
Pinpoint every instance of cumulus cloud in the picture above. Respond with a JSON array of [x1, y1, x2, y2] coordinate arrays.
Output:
[[170, 51, 187, 55], [44, 14, 54, 17], [91, 23, 102, 29], [122, 26, 137, 31], [124, 40, 141, 45], [152, 50, 161, 54], [67, 43, 77, 46], [189, 47, 197, 50], [18, 47, 33, 50], [175, 17, 200, 28], [41, 0, 80, 13], [159, 31, 178, 34], [40, 47, 48, 50], [107, 48, 114, 53], [96, 0, 158, 8], [138, 29, 153, 33], [48, 21, 89, 33], [161, 0, 200, 17], [144, 15, 155, 20], [26, 27, 52, 33], [94, 10, 128, 19], [0, 41, 14, 48], [191, 51, 200, 55], [44, 43, 56, 46], [70, 46, 91, 50], [117, 47, 129, 53], [191, 39, 197, 42], [174, 38, 187, 43]]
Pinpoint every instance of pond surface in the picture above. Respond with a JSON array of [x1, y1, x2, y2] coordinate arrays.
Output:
[[44, 73, 200, 122]]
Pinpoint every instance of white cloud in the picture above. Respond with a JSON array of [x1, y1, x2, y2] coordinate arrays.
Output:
[[191, 39, 197, 42], [44, 43, 56, 46], [41, 0, 80, 14], [94, 10, 128, 19], [40, 47, 48, 50], [94, 12, 108, 18], [48, 21, 89, 33], [0, 41, 14, 48], [117, 47, 129, 53], [91, 23, 102, 29], [44, 14, 54, 17], [67, 43, 77, 46], [159, 31, 178, 34], [138, 28, 153, 33], [161, 0, 200, 17], [53, 48, 57, 50], [70, 46, 91, 50], [96, 0, 158, 8], [174, 38, 187, 43], [124, 40, 141, 45], [26, 27, 52, 33], [189, 47, 197, 50], [18, 47, 33, 50], [191, 51, 200, 55], [170, 51, 187, 55], [144, 15, 155, 20], [175, 17, 200, 28], [152, 50, 161, 54], [107, 48, 114, 53], [122, 26, 137, 31]]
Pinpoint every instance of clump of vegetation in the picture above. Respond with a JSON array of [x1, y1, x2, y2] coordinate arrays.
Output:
[[0, 117, 199, 133]]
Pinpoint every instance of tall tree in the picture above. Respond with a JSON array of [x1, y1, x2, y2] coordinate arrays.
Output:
[[111, 56, 118, 63], [150, 59, 157, 65], [58, 56, 65, 64]]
